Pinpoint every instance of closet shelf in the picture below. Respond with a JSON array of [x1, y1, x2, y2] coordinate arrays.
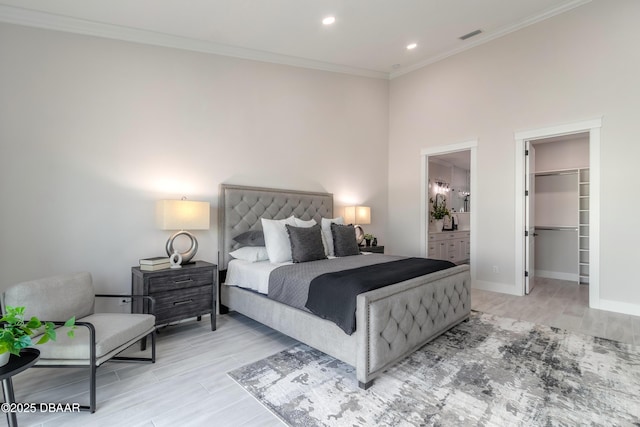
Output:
[[535, 226, 578, 231]]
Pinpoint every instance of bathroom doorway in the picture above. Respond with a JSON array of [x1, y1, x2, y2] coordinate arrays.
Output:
[[421, 140, 477, 285]]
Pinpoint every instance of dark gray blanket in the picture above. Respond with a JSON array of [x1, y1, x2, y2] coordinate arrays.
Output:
[[306, 257, 456, 334], [268, 254, 403, 311]]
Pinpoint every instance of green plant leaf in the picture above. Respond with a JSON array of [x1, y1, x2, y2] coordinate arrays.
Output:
[[15, 335, 32, 350], [65, 317, 76, 338], [35, 334, 50, 345], [26, 316, 42, 329]]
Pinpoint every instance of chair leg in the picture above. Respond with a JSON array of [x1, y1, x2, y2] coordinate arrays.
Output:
[[89, 363, 97, 413], [151, 330, 156, 363]]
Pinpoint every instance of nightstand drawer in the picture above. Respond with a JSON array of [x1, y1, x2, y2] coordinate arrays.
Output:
[[154, 285, 213, 324], [148, 270, 213, 292]]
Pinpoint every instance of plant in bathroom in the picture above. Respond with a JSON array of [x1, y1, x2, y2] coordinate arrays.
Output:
[[0, 306, 75, 360], [430, 197, 450, 220]]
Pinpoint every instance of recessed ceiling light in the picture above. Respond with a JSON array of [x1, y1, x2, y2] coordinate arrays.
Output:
[[322, 16, 336, 25], [407, 43, 418, 50]]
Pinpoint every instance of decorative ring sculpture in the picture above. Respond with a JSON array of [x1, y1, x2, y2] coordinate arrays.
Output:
[[165, 230, 198, 264]]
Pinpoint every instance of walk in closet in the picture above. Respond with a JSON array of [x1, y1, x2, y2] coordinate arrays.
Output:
[[532, 134, 589, 284]]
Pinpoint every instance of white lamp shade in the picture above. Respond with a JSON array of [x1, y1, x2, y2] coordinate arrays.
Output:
[[344, 206, 371, 225], [156, 200, 210, 230]]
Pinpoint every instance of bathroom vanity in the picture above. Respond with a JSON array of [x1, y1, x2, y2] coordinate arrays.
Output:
[[428, 230, 470, 264]]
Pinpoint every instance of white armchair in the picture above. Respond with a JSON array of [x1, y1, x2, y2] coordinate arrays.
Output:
[[2, 272, 156, 413]]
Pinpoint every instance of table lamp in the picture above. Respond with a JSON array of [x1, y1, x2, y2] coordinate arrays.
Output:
[[156, 198, 210, 266], [344, 206, 371, 245]]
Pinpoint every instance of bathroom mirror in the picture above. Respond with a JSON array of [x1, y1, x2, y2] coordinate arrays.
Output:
[[451, 188, 470, 213], [450, 166, 470, 213]]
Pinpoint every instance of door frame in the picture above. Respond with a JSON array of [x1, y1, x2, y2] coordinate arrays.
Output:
[[524, 140, 536, 295], [420, 140, 478, 286], [514, 118, 601, 307]]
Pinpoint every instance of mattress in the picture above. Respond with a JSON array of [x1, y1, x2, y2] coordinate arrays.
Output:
[[224, 259, 282, 294]]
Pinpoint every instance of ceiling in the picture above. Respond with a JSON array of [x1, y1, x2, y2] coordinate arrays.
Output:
[[0, 0, 590, 79], [430, 151, 471, 171]]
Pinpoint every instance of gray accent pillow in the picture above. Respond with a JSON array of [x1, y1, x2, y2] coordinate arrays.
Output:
[[331, 223, 361, 257], [286, 224, 327, 263], [233, 230, 265, 247]]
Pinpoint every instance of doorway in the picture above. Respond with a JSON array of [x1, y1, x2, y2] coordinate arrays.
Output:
[[421, 140, 477, 285], [514, 119, 601, 308]]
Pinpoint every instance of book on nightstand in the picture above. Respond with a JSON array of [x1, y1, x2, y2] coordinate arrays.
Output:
[[139, 256, 171, 271], [139, 256, 170, 265], [140, 262, 171, 271]]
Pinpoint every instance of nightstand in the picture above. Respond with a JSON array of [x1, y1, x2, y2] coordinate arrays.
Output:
[[131, 261, 217, 333], [360, 245, 384, 254]]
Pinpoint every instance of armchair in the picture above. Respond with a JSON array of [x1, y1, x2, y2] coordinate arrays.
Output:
[[1, 272, 156, 413]]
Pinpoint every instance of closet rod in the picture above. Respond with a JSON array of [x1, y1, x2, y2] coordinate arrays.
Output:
[[535, 170, 579, 177], [535, 226, 578, 231]]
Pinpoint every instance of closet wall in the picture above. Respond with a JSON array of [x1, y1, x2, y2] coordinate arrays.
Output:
[[533, 134, 589, 282]]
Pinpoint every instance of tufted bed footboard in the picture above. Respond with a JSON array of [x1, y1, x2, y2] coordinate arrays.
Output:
[[355, 264, 470, 388]]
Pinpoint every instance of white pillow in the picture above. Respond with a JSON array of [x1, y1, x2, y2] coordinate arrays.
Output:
[[293, 218, 317, 227], [321, 217, 344, 257], [229, 246, 269, 263], [261, 216, 296, 263]]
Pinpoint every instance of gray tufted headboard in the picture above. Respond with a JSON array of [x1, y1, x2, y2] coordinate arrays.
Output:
[[218, 184, 333, 270]]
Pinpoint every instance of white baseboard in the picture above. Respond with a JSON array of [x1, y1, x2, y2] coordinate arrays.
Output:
[[472, 280, 523, 296], [534, 270, 579, 282], [597, 298, 640, 317]]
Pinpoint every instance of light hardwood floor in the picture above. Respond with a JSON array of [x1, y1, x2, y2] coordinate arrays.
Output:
[[473, 277, 640, 345], [6, 279, 640, 427]]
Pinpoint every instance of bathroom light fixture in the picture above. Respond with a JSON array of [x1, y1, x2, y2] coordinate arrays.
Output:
[[322, 16, 336, 25], [406, 43, 417, 50], [156, 198, 210, 266], [431, 179, 450, 195]]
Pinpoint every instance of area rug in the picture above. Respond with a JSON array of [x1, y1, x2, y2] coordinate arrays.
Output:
[[228, 311, 640, 426]]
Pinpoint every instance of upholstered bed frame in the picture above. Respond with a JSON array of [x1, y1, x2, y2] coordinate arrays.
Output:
[[218, 184, 471, 388]]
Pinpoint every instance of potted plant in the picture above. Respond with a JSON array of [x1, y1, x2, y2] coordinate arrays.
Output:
[[0, 306, 75, 366], [430, 196, 450, 231], [363, 233, 374, 246]]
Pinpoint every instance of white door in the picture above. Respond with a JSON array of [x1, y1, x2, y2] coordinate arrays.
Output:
[[525, 141, 536, 294]]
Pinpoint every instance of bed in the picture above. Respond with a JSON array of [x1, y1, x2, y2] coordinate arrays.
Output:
[[218, 184, 471, 388]]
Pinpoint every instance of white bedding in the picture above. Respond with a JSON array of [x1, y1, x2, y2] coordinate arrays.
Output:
[[224, 259, 283, 294]]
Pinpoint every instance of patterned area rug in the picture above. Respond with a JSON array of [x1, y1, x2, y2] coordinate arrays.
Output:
[[229, 312, 640, 426]]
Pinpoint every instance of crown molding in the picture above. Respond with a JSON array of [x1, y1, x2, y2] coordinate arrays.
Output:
[[390, 0, 592, 79], [0, 5, 389, 80], [0, 0, 591, 82]]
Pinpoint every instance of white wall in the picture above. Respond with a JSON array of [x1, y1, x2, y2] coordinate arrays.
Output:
[[534, 135, 589, 172], [388, 0, 640, 310], [0, 23, 389, 293], [535, 174, 579, 227]]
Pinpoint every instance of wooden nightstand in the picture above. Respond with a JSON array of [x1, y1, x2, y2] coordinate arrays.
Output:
[[360, 245, 384, 254], [131, 261, 217, 332]]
